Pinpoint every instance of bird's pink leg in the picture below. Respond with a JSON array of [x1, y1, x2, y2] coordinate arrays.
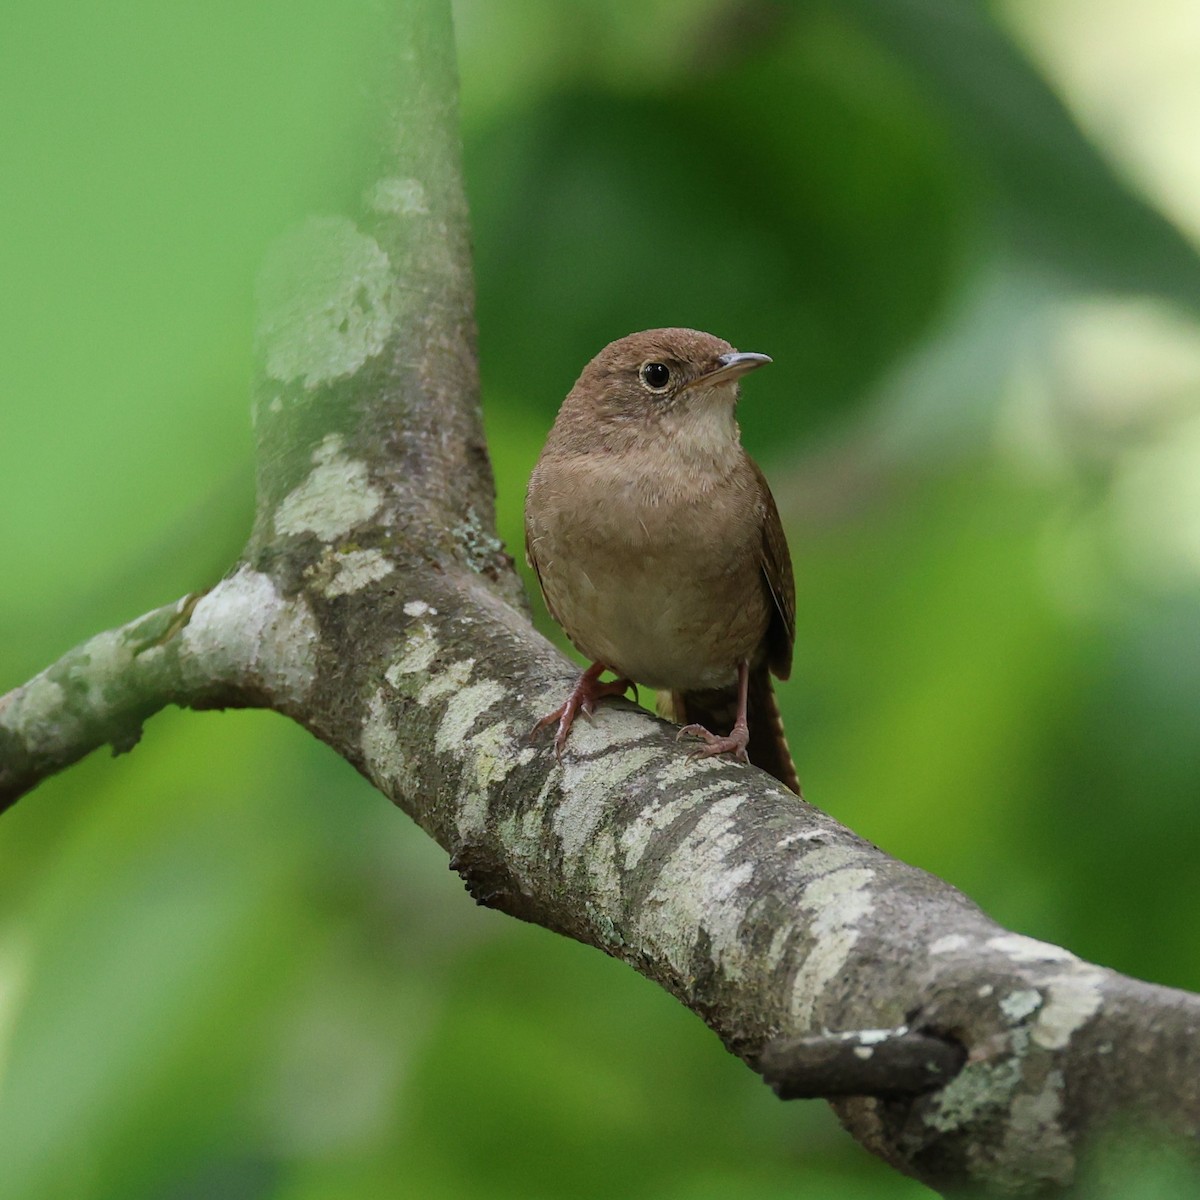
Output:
[[532, 662, 638, 758], [678, 660, 751, 764]]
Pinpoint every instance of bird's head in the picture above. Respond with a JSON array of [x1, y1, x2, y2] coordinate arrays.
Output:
[[557, 328, 771, 461]]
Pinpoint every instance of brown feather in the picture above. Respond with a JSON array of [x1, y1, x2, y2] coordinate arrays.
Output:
[[751, 457, 795, 681], [524, 528, 563, 629]]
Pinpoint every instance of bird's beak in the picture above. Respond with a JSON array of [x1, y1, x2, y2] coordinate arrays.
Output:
[[694, 351, 772, 388]]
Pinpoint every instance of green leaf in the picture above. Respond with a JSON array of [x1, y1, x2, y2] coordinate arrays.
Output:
[[845, 0, 1200, 307]]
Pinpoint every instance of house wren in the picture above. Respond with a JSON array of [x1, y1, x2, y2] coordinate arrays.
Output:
[[524, 328, 799, 794]]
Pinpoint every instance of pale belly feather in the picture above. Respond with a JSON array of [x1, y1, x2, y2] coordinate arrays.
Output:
[[529, 459, 770, 691]]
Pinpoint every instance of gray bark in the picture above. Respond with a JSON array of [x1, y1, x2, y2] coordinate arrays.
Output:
[[1, 2, 1198, 1194]]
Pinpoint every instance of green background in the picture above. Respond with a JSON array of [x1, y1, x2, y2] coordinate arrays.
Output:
[[3, 1, 1200, 1196]]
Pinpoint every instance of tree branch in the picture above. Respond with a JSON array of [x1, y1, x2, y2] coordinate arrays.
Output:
[[266, 553, 1200, 1194], [0, 593, 216, 808], [2, 1, 1198, 1193], [0, 572, 322, 810], [760, 1028, 966, 1100]]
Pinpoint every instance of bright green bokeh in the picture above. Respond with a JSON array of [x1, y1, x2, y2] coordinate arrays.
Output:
[[3, 1, 1200, 1197]]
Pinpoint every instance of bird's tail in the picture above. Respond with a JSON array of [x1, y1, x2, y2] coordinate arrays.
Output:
[[660, 664, 800, 796]]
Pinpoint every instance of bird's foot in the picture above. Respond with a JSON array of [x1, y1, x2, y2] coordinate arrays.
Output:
[[677, 719, 751, 765], [532, 666, 638, 759]]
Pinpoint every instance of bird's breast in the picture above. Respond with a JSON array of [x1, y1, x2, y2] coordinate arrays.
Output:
[[526, 450, 770, 690]]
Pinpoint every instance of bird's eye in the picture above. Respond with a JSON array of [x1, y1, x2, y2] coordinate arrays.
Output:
[[641, 362, 671, 391]]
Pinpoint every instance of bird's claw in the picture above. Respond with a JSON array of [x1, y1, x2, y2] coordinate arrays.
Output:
[[530, 669, 639, 759], [677, 721, 751, 765]]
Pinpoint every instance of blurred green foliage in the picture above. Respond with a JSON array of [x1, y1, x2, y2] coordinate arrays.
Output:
[[3, 0, 1200, 1196]]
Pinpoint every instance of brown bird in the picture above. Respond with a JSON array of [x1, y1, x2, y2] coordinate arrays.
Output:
[[524, 328, 799, 794]]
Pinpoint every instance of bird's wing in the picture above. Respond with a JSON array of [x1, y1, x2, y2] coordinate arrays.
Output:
[[753, 459, 795, 681], [524, 523, 563, 629]]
